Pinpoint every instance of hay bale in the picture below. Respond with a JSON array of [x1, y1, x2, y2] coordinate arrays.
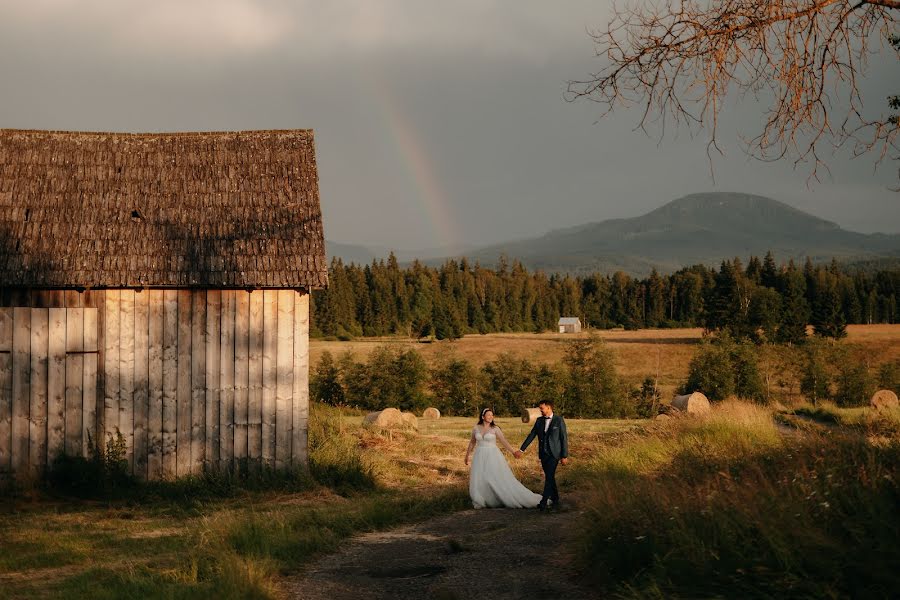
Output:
[[401, 412, 419, 429], [521, 407, 542, 424], [870, 389, 899, 411], [671, 392, 711, 414], [422, 407, 441, 419], [363, 407, 405, 428], [655, 413, 671, 421]]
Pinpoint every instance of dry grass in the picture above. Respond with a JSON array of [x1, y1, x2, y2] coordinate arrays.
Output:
[[312, 325, 900, 404]]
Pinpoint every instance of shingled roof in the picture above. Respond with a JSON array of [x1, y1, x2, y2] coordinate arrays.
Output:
[[0, 129, 327, 289]]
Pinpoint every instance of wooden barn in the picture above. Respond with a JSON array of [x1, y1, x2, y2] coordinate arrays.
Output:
[[557, 317, 582, 334], [0, 129, 327, 481]]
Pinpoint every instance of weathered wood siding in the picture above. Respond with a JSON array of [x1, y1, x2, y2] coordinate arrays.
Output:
[[0, 289, 310, 481]]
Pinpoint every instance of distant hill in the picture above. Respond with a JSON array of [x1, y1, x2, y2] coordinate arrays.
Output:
[[329, 193, 900, 276], [463, 193, 900, 275]]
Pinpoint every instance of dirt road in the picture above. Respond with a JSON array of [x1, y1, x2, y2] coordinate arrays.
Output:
[[283, 505, 597, 600]]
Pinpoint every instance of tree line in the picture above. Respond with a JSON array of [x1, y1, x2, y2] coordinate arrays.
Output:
[[312, 252, 899, 341], [312, 337, 648, 419]]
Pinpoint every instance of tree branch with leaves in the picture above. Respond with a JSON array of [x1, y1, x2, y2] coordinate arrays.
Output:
[[568, 0, 899, 183]]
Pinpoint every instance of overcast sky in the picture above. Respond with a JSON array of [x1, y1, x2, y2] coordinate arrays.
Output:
[[1, 1, 897, 251]]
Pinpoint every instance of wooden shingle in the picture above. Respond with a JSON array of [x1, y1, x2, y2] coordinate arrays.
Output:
[[0, 129, 327, 289]]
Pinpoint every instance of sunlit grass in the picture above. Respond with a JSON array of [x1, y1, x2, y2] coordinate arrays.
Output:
[[574, 400, 900, 598]]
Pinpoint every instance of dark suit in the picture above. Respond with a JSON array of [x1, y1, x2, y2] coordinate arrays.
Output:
[[521, 414, 568, 507]]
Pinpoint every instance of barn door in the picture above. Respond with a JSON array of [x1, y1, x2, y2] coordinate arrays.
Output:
[[0, 307, 98, 478]]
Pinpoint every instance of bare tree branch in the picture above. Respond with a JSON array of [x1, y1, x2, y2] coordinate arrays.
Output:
[[569, 0, 899, 185]]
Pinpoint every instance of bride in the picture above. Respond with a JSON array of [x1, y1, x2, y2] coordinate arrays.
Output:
[[464, 408, 543, 509]]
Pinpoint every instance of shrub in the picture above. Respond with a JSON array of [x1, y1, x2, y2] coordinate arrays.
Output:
[[878, 361, 900, 395], [681, 337, 764, 402], [800, 341, 832, 405], [834, 362, 876, 408], [681, 342, 735, 401], [311, 350, 345, 406], [342, 346, 429, 412], [478, 353, 538, 416], [562, 336, 624, 417], [630, 377, 661, 418], [429, 356, 478, 416], [46, 430, 133, 498]]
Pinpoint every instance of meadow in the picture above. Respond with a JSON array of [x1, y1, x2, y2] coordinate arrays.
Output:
[[1, 325, 898, 598]]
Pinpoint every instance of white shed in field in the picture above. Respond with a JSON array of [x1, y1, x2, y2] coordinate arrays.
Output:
[[558, 317, 582, 334], [0, 129, 328, 481]]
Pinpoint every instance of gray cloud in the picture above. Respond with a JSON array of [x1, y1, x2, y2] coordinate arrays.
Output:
[[1, 1, 896, 252]]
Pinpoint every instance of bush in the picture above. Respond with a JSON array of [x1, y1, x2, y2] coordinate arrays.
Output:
[[834, 362, 876, 408], [429, 356, 478, 416], [630, 377, 662, 418], [311, 350, 345, 406], [342, 346, 429, 412], [682, 343, 735, 401], [478, 353, 539, 416], [46, 430, 134, 498], [562, 336, 624, 417], [682, 337, 765, 402], [800, 341, 832, 405], [878, 361, 900, 395]]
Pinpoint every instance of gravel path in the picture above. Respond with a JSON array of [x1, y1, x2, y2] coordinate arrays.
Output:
[[282, 504, 598, 600]]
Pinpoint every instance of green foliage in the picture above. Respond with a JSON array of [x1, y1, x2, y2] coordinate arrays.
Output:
[[311, 350, 345, 406], [800, 340, 832, 405], [311, 253, 898, 339], [682, 337, 765, 402], [342, 346, 429, 412], [877, 361, 900, 395], [562, 336, 625, 417], [478, 353, 541, 416], [46, 430, 134, 498], [682, 342, 735, 401], [429, 356, 478, 416], [629, 377, 661, 418], [574, 403, 900, 598], [834, 362, 876, 408], [307, 403, 375, 492], [811, 270, 848, 339]]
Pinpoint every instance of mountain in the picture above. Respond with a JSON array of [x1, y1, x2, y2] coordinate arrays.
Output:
[[328, 193, 900, 276], [463, 193, 900, 275]]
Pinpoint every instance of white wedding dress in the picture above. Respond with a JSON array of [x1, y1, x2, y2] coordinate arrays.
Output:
[[469, 426, 543, 509]]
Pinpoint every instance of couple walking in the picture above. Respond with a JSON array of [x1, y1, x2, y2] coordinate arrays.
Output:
[[464, 399, 569, 510]]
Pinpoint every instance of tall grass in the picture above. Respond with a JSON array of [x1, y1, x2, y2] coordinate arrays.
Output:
[[0, 403, 468, 599], [575, 401, 900, 598]]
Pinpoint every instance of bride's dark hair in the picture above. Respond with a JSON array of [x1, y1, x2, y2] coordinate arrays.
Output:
[[477, 407, 498, 428]]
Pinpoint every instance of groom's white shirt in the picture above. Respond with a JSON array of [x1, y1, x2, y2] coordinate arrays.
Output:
[[544, 412, 554, 432]]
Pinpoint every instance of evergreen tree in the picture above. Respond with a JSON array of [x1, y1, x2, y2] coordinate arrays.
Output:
[[761, 251, 779, 289], [777, 262, 809, 345], [745, 255, 763, 284], [562, 337, 623, 417], [430, 357, 478, 416], [811, 270, 847, 339], [311, 351, 345, 406], [800, 341, 831, 405]]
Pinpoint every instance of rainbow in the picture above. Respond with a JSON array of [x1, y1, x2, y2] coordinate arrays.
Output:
[[369, 76, 460, 250]]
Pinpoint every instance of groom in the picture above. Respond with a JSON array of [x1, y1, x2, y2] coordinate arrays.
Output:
[[516, 399, 569, 510]]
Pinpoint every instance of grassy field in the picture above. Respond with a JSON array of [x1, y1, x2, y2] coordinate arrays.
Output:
[[2, 324, 898, 598], [312, 324, 900, 402]]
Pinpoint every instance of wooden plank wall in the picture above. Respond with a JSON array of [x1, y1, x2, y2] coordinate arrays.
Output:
[[0, 289, 310, 481]]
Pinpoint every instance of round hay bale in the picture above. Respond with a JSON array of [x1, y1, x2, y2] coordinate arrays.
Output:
[[521, 407, 542, 424], [671, 392, 711, 414], [870, 389, 899, 411], [401, 412, 419, 429], [422, 407, 441, 419], [655, 413, 671, 421], [363, 407, 404, 428]]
